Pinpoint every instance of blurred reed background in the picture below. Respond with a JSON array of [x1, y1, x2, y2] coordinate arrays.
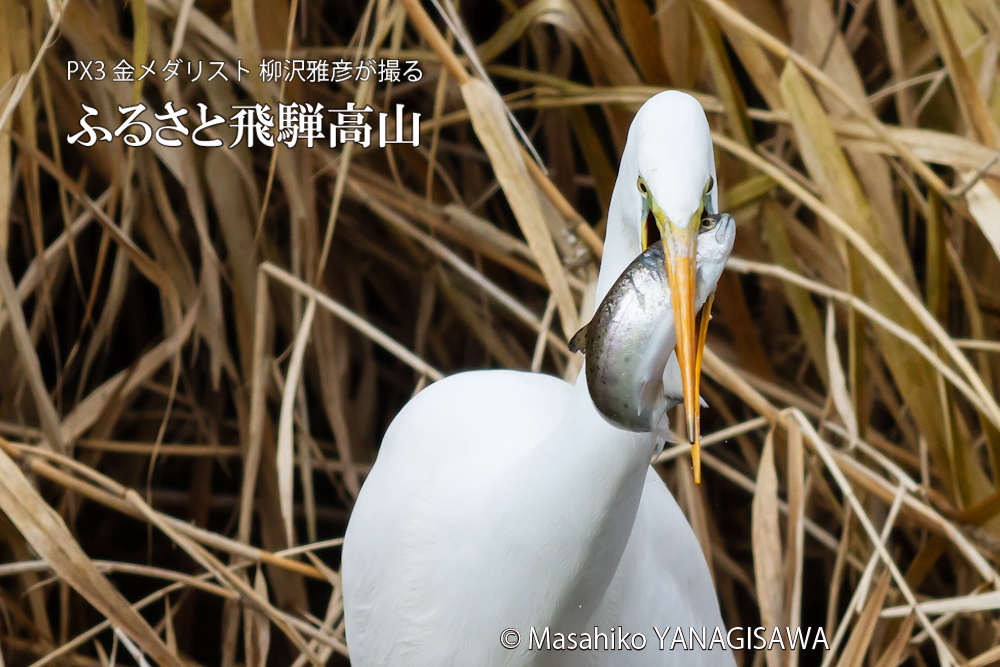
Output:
[[1, 0, 1000, 665]]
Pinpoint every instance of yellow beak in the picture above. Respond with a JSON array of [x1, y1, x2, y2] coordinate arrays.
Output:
[[653, 205, 704, 483]]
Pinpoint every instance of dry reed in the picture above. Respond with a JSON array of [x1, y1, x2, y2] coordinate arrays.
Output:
[[1, 0, 1000, 665]]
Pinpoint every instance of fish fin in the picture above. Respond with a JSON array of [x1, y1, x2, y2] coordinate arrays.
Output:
[[568, 325, 588, 354], [639, 377, 662, 412], [700, 395, 709, 408], [653, 412, 674, 443]]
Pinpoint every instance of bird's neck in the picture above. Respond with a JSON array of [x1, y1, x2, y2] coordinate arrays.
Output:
[[594, 154, 643, 305], [561, 373, 658, 617], [491, 182, 663, 629], [595, 215, 640, 306], [492, 371, 658, 630]]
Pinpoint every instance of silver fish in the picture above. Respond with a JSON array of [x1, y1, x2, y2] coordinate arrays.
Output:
[[570, 213, 735, 432]]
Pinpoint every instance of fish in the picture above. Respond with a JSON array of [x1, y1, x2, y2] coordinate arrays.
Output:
[[570, 213, 735, 434]]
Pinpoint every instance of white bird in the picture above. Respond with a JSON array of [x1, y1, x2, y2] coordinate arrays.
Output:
[[343, 91, 736, 666]]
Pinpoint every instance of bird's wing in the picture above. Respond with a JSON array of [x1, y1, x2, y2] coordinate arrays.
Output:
[[588, 468, 736, 666], [343, 369, 574, 666]]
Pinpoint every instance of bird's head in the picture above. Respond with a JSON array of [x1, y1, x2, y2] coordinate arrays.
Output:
[[632, 92, 717, 461], [581, 92, 731, 479]]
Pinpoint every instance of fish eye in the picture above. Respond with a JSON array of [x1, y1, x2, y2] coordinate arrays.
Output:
[[700, 213, 719, 233], [637, 178, 647, 195]]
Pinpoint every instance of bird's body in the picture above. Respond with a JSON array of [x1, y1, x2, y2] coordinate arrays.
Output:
[[343, 371, 728, 666], [343, 91, 736, 666]]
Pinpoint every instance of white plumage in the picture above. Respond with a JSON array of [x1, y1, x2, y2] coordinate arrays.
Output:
[[343, 91, 735, 666]]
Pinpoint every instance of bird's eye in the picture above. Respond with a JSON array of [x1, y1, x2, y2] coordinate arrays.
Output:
[[700, 213, 719, 233], [637, 178, 647, 195]]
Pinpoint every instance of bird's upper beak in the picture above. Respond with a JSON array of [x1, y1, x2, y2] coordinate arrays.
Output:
[[649, 197, 703, 483]]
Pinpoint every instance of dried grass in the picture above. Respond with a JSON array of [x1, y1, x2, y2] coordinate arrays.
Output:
[[1, 0, 1000, 665]]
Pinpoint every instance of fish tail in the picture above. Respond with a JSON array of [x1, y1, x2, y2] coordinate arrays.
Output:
[[568, 325, 588, 354]]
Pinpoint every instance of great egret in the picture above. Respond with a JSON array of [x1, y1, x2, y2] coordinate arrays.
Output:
[[343, 91, 737, 666]]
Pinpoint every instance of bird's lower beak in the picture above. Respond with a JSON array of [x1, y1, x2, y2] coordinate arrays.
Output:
[[655, 209, 702, 483]]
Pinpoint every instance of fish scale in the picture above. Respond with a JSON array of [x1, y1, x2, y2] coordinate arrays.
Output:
[[570, 213, 736, 433]]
